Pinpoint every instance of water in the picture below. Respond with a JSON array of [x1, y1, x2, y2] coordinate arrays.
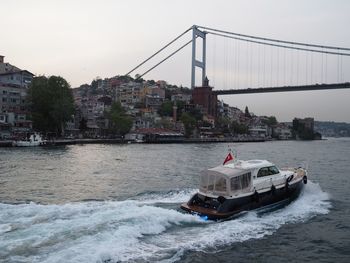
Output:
[[0, 139, 349, 262]]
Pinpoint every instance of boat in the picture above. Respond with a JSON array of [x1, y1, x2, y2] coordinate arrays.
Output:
[[12, 133, 46, 147], [181, 154, 307, 220]]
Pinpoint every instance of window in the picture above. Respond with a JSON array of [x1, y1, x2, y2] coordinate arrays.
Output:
[[257, 167, 269, 177], [230, 173, 252, 192], [231, 177, 241, 191], [208, 175, 215, 191], [258, 166, 279, 177], [214, 177, 226, 192], [241, 172, 251, 188], [200, 173, 208, 191], [268, 166, 279, 175]]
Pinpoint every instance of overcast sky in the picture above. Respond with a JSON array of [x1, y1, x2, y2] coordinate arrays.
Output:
[[2, 0, 350, 122]]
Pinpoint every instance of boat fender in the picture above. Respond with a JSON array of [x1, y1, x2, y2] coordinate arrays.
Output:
[[303, 175, 307, 184], [271, 185, 276, 195], [217, 196, 226, 204], [287, 174, 294, 183]]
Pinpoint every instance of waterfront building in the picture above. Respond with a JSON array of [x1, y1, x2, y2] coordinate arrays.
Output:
[[0, 55, 34, 138], [248, 126, 269, 138], [273, 123, 293, 140]]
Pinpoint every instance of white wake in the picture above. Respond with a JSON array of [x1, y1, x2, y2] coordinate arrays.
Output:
[[0, 181, 330, 263]]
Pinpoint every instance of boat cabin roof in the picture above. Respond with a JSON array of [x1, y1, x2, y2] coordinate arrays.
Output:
[[200, 160, 279, 197], [205, 160, 275, 179]]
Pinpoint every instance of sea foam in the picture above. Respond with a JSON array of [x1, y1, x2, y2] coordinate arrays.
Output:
[[0, 181, 330, 263]]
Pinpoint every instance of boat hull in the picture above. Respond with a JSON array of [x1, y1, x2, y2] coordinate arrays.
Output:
[[181, 178, 305, 220]]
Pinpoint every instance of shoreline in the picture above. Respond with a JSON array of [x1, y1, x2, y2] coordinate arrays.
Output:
[[0, 137, 266, 147]]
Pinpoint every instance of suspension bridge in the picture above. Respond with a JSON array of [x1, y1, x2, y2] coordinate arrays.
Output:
[[126, 25, 350, 110]]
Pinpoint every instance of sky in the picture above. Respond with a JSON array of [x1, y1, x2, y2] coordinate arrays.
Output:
[[1, 0, 350, 122]]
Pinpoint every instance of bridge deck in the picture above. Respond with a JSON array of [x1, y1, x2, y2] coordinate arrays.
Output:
[[213, 83, 350, 95]]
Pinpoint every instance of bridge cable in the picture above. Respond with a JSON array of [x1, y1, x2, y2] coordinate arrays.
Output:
[[263, 43, 266, 87], [296, 49, 299, 85], [250, 41, 253, 87], [291, 46, 294, 85], [276, 44, 279, 86], [198, 25, 350, 51], [206, 31, 350, 56], [325, 53, 328, 83], [125, 27, 192, 76], [305, 51, 308, 85], [311, 52, 314, 84], [137, 39, 193, 79], [271, 45, 273, 87]]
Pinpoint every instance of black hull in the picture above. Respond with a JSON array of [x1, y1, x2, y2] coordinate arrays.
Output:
[[181, 179, 305, 220]]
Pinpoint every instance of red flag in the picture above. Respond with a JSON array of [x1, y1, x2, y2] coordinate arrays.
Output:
[[223, 152, 234, 165]]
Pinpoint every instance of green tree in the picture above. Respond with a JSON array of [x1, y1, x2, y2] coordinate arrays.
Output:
[[158, 101, 173, 117], [231, 121, 249, 134], [180, 112, 196, 137], [263, 116, 278, 126], [28, 76, 74, 136], [106, 102, 133, 136]]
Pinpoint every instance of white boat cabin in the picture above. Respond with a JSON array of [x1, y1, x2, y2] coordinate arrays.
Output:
[[199, 160, 294, 197]]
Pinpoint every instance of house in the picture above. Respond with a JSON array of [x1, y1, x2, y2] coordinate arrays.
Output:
[[0, 55, 34, 136], [273, 123, 292, 140]]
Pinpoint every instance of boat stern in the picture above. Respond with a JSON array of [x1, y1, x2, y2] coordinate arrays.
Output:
[[180, 193, 234, 220]]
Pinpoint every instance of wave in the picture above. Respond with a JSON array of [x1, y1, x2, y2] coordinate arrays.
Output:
[[0, 181, 330, 263]]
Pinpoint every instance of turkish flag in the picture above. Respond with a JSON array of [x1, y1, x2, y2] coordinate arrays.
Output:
[[223, 152, 234, 165]]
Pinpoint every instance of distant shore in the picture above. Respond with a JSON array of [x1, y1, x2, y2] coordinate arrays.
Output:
[[0, 136, 266, 147]]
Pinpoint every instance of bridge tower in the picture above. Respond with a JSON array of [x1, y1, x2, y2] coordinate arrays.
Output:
[[191, 25, 207, 89]]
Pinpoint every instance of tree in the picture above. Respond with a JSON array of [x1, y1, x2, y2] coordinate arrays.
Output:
[[263, 116, 278, 126], [216, 117, 231, 133], [180, 112, 196, 137], [158, 101, 173, 117], [106, 102, 133, 136], [28, 76, 74, 136], [231, 121, 249, 134]]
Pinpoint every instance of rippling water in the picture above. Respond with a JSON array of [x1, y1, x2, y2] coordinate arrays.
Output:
[[0, 139, 349, 262]]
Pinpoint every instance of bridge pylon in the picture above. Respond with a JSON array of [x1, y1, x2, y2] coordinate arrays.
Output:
[[191, 25, 207, 89]]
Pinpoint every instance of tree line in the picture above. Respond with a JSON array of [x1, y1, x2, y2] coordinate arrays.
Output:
[[28, 76, 132, 137]]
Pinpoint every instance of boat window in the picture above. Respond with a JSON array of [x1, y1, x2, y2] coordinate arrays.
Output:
[[214, 177, 226, 192], [268, 166, 279, 175], [241, 172, 251, 188], [258, 166, 279, 177], [208, 175, 215, 191], [230, 172, 251, 191], [231, 176, 241, 191], [200, 173, 208, 191], [257, 167, 269, 177]]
